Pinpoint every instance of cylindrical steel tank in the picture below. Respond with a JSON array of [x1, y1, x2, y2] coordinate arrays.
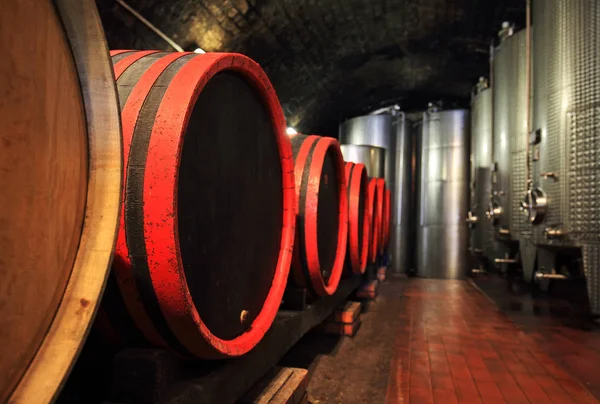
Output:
[[529, 0, 600, 313], [417, 109, 470, 279], [469, 85, 494, 265], [491, 28, 529, 245], [471, 86, 494, 177], [339, 145, 386, 179], [391, 113, 412, 273], [339, 114, 394, 186], [472, 167, 494, 261]]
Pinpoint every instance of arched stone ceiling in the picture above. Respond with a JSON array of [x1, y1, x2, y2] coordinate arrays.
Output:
[[98, 0, 525, 135]]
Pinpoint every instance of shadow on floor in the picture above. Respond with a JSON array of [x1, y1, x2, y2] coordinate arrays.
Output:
[[472, 274, 600, 399], [281, 274, 407, 404]]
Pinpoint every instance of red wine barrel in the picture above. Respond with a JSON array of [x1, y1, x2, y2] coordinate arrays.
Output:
[[0, 1, 122, 402], [344, 162, 370, 274], [375, 178, 386, 255], [98, 51, 296, 359], [289, 134, 348, 296], [384, 188, 392, 248], [367, 178, 380, 264]]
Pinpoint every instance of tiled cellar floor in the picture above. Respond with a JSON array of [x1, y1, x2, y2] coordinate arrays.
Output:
[[293, 276, 600, 403]]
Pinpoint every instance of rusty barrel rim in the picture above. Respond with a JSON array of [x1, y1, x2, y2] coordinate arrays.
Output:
[[292, 135, 348, 296], [105, 51, 295, 358]]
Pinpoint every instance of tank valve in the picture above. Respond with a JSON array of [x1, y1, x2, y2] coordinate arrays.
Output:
[[494, 258, 518, 264], [540, 172, 559, 181], [486, 201, 503, 222], [535, 272, 568, 280], [545, 227, 565, 239], [466, 211, 478, 228], [524, 188, 548, 224], [498, 227, 511, 236]]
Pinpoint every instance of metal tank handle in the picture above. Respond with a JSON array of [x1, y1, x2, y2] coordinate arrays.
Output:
[[540, 172, 559, 181]]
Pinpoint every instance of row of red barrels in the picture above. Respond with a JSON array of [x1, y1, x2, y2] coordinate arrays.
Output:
[[0, 3, 390, 402]]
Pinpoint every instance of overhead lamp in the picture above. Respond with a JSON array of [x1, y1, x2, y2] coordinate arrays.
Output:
[[286, 127, 297, 135]]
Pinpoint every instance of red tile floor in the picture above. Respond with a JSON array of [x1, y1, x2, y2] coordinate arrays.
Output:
[[385, 279, 599, 404]]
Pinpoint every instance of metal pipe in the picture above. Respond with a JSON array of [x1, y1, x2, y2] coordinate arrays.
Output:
[[370, 105, 400, 116], [535, 273, 568, 280], [115, 0, 185, 52], [540, 172, 559, 181], [498, 227, 511, 236], [525, 0, 532, 191], [489, 40, 495, 204], [545, 227, 566, 239]]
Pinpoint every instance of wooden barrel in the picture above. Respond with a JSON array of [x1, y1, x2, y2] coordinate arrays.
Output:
[[97, 51, 296, 359], [289, 134, 348, 296], [0, 1, 122, 402], [367, 178, 381, 263], [375, 178, 386, 255], [344, 162, 370, 274]]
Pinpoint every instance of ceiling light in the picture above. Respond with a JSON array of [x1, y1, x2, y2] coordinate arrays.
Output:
[[286, 127, 297, 135]]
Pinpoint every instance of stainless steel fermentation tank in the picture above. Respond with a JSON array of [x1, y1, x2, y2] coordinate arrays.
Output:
[[339, 112, 412, 273], [339, 145, 386, 179], [340, 114, 395, 184], [468, 83, 494, 270], [524, 0, 600, 314], [489, 27, 530, 274], [417, 109, 470, 279]]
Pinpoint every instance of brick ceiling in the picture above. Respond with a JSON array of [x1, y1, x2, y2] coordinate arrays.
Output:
[[97, 0, 525, 136]]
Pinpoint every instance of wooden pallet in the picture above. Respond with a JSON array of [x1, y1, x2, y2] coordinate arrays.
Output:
[[356, 279, 379, 300], [240, 367, 308, 404], [319, 301, 362, 337]]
